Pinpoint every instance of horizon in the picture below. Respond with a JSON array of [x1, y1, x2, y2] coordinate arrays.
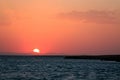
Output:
[[0, 52, 119, 56]]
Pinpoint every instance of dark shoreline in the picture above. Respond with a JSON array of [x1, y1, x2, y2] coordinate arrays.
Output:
[[64, 55, 120, 62]]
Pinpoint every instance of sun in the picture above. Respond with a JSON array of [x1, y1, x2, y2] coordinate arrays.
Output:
[[33, 48, 40, 53]]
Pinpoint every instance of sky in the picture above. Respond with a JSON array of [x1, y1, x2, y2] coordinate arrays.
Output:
[[0, 0, 120, 55]]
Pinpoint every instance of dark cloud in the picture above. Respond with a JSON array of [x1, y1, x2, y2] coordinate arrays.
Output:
[[58, 10, 120, 24]]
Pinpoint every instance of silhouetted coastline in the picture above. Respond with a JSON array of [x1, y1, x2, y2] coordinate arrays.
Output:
[[64, 55, 120, 62]]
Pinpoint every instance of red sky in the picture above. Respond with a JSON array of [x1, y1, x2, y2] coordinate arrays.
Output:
[[0, 0, 120, 55]]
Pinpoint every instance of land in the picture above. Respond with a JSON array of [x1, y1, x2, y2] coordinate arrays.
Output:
[[64, 55, 120, 62]]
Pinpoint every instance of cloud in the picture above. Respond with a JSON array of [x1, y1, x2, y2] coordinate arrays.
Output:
[[58, 10, 120, 24]]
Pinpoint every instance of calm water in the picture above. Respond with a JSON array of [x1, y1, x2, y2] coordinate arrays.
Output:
[[0, 56, 120, 80]]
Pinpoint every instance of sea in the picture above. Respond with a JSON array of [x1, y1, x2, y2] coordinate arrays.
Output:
[[0, 56, 120, 80]]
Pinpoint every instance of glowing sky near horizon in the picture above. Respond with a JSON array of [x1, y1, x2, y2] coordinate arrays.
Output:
[[0, 0, 120, 55]]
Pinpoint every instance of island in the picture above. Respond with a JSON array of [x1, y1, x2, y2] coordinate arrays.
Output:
[[64, 55, 120, 62]]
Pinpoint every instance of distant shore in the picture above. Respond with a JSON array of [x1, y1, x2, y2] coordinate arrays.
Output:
[[64, 55, 120, 62]]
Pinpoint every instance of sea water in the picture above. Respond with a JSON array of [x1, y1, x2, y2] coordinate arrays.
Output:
[[0, 56, 120, 80]]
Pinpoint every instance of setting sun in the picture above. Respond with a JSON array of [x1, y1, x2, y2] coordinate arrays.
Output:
[[33, 48, 40, 53]]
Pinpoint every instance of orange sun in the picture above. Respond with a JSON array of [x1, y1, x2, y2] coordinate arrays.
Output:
[[33, 48, 40, 53]]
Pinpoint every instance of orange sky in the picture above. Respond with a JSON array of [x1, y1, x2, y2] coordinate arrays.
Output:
[[0, 0, 120, 55]]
